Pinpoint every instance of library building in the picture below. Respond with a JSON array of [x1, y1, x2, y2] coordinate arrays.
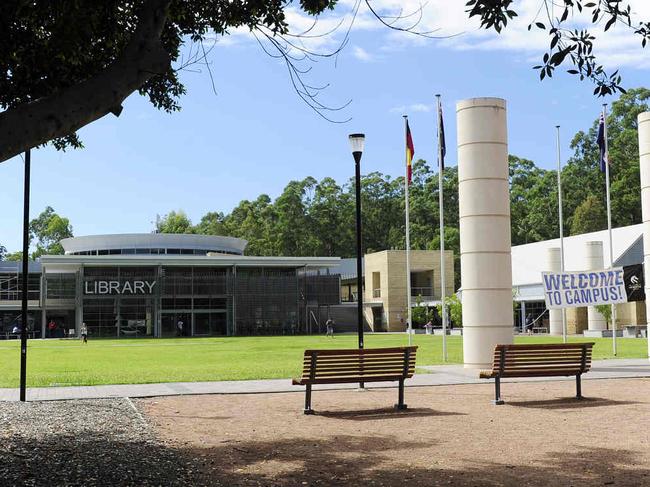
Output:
[[0, 234, 340, 338]]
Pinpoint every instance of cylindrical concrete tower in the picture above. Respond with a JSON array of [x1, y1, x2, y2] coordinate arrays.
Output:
[[638, 111, 650, 356], [457, 97, 513, 368], [585, 241, 607, 331], [546, 247, 563, 335]]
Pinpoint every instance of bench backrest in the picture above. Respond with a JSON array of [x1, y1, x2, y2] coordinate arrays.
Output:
[[490, 343, 594, 377], [299, 346, 418, 384]]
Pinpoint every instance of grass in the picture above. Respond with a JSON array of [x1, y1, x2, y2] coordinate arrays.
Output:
[[0, 334, 646, 388]]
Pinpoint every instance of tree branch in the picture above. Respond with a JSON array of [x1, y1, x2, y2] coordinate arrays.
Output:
[[0, 0, 172, 163]]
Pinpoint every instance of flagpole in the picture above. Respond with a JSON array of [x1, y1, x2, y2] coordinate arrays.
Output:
[[603, 104, 617, 356], [404, 115, 413, 346], [556, 126, 568, 344], [437, 94, 448, 361]]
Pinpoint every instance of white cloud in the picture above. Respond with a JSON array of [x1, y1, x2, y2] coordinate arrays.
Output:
[[352, 46, 373, 62], [390, 103, 433, 114], [210, 0, 650, 72]]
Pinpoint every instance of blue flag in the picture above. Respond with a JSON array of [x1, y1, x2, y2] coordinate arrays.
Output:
[[597, 112, 608, 173]]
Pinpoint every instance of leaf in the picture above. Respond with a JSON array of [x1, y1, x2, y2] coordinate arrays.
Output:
[[535, 22, 546, 29]]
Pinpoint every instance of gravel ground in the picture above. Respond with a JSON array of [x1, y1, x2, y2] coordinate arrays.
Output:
[[145, 378, 650, 487], [0, 398, 201, 486]]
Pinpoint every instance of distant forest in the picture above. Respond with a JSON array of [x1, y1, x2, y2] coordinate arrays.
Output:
[[154, 89, 649, 287], [3, 89, 648, 290]]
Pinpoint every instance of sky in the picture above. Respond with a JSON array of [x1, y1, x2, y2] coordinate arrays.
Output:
[[1, 0, 650, 253]]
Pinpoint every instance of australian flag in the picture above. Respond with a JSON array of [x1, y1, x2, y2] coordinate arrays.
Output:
[[596, 112, 608, 173], [438, 105, 446, 170]]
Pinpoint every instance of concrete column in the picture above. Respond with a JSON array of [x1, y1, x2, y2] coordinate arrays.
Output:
[[546, 248, 563, 335], [457, 97, 513, 368], [585, 241, 607, 331], [638, 111, 650, 354]]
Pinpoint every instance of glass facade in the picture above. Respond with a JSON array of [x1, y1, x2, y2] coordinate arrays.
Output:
[[34, 263, 340, 339]]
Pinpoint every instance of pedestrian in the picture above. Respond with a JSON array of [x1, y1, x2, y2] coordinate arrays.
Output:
[[424, 320, 433, 335], [47, 319, 57, 338], [526, 313, 533, 335], [80, 322, 88, 344], [325, 318, 334, 338], [176, 318, 184, 337]]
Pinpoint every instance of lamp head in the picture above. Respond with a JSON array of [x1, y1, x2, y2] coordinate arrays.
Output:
[[348, 133, 365, 153]]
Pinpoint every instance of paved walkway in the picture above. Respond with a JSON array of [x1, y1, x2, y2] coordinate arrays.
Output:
[[1, 358, 648, 402]]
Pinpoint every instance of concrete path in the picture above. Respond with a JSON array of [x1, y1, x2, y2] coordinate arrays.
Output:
[[0, 358, 648, 402]]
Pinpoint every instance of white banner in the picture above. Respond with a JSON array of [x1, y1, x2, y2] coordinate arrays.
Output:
[[542, 268, 627, 309]]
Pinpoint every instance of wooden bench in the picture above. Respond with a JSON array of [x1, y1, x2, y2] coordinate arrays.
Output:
[[292, 346, 417, 414], [479, 343, 594, 405]]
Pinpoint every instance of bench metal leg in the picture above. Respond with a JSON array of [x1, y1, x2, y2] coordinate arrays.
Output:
[[493, 376, 504, 405], [576, 374, 583, 400], [394, 379, 407, 410], [304, 384, 314, 415]]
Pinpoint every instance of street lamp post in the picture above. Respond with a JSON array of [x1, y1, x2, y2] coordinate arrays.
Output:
[[349, 133, 365, 350], [20, 148, 31, 402]]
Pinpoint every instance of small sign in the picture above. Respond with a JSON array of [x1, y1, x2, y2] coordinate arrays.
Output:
[[623, 264, 645, 302], [84, 280, 156, 295], [542, 268, 627, 309]]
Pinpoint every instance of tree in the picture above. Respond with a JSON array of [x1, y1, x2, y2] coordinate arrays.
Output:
[[411, 294, 433, 326], [565, 88, 650, 232], [29, 206, 73, 258], [274, 178, 318, 256], [310, 178, 353, 257], [1, 1, 648, 163], [193, 211, 226, 236], [0, 244, 6, 260], [570, 194, 607, 235], [224, 195, 277, 256], [436, 293, 462, 328], [156, 210, 193, 234], [594, 304, 612, 326], [5, 251, 23, 262]]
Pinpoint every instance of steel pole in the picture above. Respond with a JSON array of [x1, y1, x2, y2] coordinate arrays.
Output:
[[437, 94, 448, 361], [403, 115, 413, 346], [603, 104, 617, 356], [20, 149, 31, 402], [354, 151, 364, 350], [556, 126, 568, 344]]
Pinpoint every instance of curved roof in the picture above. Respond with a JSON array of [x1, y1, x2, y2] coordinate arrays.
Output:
[[61, 234, 247, 255]]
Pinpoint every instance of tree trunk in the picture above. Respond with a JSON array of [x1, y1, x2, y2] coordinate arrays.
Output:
[[0, 0, 171, 164]]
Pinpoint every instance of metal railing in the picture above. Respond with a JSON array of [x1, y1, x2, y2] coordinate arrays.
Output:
[[411, 287, 433, 298], [372, 288, 381, 298]]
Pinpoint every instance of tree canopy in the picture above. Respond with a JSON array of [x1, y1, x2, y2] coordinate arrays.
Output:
[[0, 1, 648, 162]]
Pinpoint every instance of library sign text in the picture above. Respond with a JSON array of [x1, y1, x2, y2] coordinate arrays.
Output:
[[84, 280, 156, 295]]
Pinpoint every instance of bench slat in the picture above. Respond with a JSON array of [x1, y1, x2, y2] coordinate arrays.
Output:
[[303, 347, 417, 356], [309, 363, 414, 373], [296, 347, 417, 385]]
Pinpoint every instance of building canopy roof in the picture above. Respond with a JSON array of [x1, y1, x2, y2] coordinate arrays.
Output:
[[61, 233, 248, 255], [511, 224, 643, 287]]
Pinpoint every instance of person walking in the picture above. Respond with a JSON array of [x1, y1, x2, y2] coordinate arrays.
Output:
[[80, 322, 88, 344], [176, 318, 184, 337], [325, 318, 335, 338]]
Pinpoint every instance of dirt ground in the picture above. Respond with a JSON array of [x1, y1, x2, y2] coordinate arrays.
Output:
[[142, 378, 650, 486]]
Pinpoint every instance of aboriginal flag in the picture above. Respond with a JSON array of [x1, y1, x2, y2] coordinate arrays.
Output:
[[406, 120, 415, 185]]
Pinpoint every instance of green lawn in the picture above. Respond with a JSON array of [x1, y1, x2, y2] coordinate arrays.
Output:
[[0, 334, 646, 388]]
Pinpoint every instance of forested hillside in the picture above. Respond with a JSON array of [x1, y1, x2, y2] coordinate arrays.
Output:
[[157, 89, 649, 286]]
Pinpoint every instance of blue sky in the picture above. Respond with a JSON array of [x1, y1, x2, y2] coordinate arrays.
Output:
[[1, 1, 649, 252]]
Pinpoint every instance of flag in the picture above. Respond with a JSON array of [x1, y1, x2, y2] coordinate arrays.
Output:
[[438, 105, 446, 170], [406, 120, 415, 185], [597, 112, 608, 173]]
